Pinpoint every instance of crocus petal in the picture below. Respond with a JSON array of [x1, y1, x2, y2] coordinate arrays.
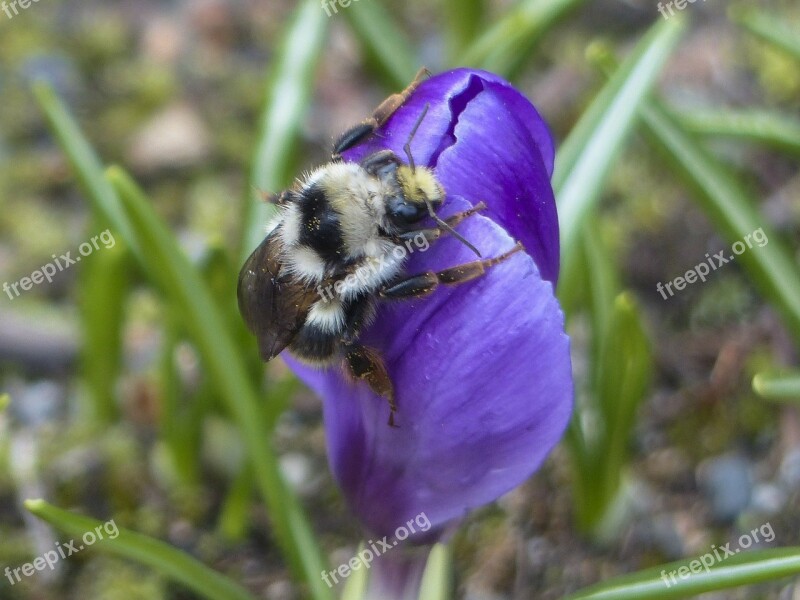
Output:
[[284, 69, 572, 541], [343, 68, 559, 284]]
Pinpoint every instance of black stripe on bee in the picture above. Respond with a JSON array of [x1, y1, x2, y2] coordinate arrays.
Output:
[[297, 183, 345, 265], [290, 323, 339, 362]]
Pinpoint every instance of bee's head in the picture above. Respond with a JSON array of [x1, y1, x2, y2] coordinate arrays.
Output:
[[386, 165, 444, 229]]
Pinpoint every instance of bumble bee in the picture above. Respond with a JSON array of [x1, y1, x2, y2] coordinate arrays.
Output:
[[238, 69, 522, 426]]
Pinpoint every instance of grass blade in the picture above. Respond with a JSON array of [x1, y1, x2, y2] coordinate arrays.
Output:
[[565, 547, 800, 600], [33, 26, 332, 599], [678, 109, 800, 156], [31, 83, 142, 264], [241, 0, 329, 262], [459, 0, 587, 78], [444, 0, 485, 63], [593, 293, 651, 520], [343, 1, 419, 89], [107, 167, 333, 600], [581, 219, 619, 334], [553, 19, 685, 265], [753, 372, 800, 402], [79, 236, 130, 424], [24, 499, 256, 600], [640, 102, 800, 341], [730, 7, 800, 61]]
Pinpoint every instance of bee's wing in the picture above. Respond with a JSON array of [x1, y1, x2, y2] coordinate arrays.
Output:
[[237, 228, 316, 361]]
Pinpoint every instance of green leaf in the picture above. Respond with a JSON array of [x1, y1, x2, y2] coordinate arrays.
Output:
[[343, 1, 419, 89], [753, 371, 800, 402], [0, 394, 9, 412], [730, 6, 800, 62], [581, 219, 619, 336], [241, 0, 329, 262], [571, 290, 652, 534], [443, 0, 486, 63], [79, 235, 130, 424], [25, 500, 256, 600], [460, 0, 587, 78], [31, 83, 143, 265], [678, 109, 800, 156], [33, 54, 331, 600], [217, 466, 254, 542], [565, 546, 800, 600], [640, 102, 800, 341], [594, 294, 651, 491], [106, 167, 332, 600], [553, 19, 685, 265]]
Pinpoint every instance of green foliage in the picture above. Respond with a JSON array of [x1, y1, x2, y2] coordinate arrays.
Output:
[[640, 102, 800, 341], [32, 61, 333, 600], [14, 1, 800, 599], [460, 0, 588, 78], [753, 372, 800, 403], [241, 0, 329, 262], [79, 234, 131, 424], [677, 109, 800, 156], [553, 19, 685, 264], [567, 238, 653, 534], [343, 1, 418, 88], [731, 6, 800, 62], [563, 547, 800, 600], [24, 500, 257, 600], [551, 18, 679, 536]]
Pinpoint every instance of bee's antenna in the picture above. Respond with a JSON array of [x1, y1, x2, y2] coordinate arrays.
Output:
[[404, 103, 430, 173], [404, 103, 480, 257], [424, 198, 482, 258]]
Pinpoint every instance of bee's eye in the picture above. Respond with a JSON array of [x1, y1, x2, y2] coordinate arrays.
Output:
[[387, 196, 425, 227]]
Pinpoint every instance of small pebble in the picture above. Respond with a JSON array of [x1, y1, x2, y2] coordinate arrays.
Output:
[[780, 449, 800, 490], [697, 454, 753, 522], [751, 483, 787, 515]]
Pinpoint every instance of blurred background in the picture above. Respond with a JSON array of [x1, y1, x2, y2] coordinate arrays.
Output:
[[1, 0, 799, 598]]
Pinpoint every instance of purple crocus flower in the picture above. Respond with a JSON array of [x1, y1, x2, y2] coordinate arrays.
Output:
[[287, 68, 572, 592]]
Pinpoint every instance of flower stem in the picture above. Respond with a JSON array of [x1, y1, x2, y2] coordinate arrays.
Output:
[[363, 545, 432, 600]]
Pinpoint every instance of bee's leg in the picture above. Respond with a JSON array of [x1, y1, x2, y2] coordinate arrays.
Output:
[[395, 202, 487, 244], [342, 341, 398, 427], [255, 189, 293, 205], [333, 67, 430, 158], [380, 242, 524, 299]]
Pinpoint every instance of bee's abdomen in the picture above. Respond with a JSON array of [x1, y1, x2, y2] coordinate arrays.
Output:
[[289, 297, 346, 364], [290, 325, 339, 363]]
